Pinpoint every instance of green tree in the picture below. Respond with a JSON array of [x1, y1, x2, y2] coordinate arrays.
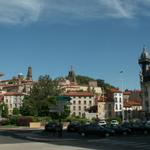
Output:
[[0, 103, 8, 118], [20, 95, 38, 116], [76, 75, 95, 85], [21, 75, 63, 117], [13, 107, 20, 115]]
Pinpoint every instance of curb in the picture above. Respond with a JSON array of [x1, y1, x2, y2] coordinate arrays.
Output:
[[26, 136, 79, 142]]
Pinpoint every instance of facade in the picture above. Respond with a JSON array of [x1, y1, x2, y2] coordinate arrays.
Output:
[[138, 47, 150, 118], [111, 89, 123, 117], [0, 92, 25, 115], [124, 99, 143, 120], [64, 92, 95, 118], [97, 96, 114, 120]]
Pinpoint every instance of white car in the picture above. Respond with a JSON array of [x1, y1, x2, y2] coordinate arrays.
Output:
[[98, 120, 107, 126], [110, 120, 119, 126]]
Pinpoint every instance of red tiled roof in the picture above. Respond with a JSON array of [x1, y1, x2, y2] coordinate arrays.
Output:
[[64, 92, 94, 97], [123, 91, 131, 95], [124, 99, 142, 107], [0, 92, 25, 96], [98, 96, 114, 102], [110, 88, 122, 93]]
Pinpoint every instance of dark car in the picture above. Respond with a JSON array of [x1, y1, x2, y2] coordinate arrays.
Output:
[[122, 122, 149, 135], [78, 123, 115, 137], [110, 125, 131, 135], [45, 122, 60, 132], [67, 121, 81, 132]]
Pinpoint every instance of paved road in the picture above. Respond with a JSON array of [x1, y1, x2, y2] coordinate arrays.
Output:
[[0, 129, 150, 150]]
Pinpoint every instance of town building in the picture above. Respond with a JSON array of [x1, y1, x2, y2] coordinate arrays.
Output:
[[111, 89, 124, 118], [0, 66, 33, 95], [0, 91, 25, 115], [58, 68, 102, 95], [97, 95, 114, 120], [64, 92, 96, 119], [124, 99, 143, 120]]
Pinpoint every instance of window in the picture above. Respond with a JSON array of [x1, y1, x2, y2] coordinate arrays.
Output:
[[78, 100, 81, 104], [73, 106, 76, 111], [119, 98, 122, 103], [79, 106, 81, 110], [89, 101, 92, 105], [10, 104, 12, 108], [5, 99, 8, 103], [84, 101, 86, 104], [73, 101, 76, 104], [84, 106, 86, 110], [115, 98, 117, 103], [115, 104, 118, 110], [120, 104, 122, 110], [79, 112, 81, 116]]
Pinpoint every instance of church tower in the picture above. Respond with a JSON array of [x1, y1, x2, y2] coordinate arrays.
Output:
[[67, 66, 77, 84], [138, 47, 150, 117], [27, 66, 32, 80], [138, 47, 150, 82]]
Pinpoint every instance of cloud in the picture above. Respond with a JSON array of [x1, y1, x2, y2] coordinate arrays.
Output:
[[0, 0, 43, 25], [0, 0, 150, 25]]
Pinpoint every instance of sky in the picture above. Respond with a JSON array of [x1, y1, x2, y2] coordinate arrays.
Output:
[[0, 0, 150, 90]]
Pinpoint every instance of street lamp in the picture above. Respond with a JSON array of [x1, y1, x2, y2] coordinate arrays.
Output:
[[120, 71, 125, 122]]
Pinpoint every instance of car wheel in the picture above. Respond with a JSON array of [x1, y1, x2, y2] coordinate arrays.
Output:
[[81, 132, 86, 137], [105, 133, 110, 137]]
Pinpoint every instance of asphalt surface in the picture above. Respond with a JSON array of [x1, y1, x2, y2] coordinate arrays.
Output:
[[0, 128, 150, 150]]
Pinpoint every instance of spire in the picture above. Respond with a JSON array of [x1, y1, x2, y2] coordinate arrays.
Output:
[[67, 66, 77, 83], [140, 46, 150, 59], [27, 66, 32, 80]]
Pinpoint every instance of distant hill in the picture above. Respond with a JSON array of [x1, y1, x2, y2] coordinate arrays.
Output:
[[76, 75, 116, 89]]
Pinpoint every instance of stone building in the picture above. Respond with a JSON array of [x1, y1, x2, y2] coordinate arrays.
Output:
[[138, 47, 150, 119], [0, 66, 33, 95], [64, 92, 96, 118], [0, 92, 25, 115]]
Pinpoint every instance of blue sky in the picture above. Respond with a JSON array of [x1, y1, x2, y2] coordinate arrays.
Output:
[[0, 0, 150, 90]]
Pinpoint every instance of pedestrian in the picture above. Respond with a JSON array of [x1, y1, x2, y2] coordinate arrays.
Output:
[[57, 122, 63, 138]]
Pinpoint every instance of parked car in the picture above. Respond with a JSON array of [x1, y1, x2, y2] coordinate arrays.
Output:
[[67, 121, 81, 132], [78, 123, 115, 137], [122, 122, 149, 135], [110, 120, 119, 126], [98, 120, 107, 127], [45, 122, 61, 132], [110, 125, 132, 135]]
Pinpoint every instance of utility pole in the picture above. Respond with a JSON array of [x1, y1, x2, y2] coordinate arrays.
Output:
[[120, 71, 125, 122]]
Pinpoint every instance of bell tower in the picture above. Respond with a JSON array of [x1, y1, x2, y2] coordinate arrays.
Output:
[[138, 47, 150, 82], [27, 66, 32, 80], [67, 66, 77, 84]]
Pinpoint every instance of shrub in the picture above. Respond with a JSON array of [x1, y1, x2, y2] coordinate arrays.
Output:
[[16, 116, 33, 126], [8, 116, 19, 125]]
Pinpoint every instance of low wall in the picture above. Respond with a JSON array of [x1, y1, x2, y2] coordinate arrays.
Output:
[[29, 122, 41, 128]]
